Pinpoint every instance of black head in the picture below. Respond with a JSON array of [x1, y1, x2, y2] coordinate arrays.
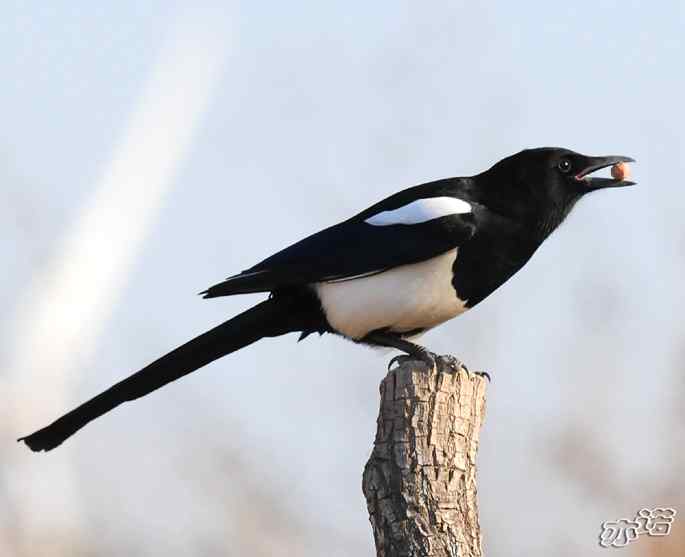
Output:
[[478, 147, 636, 231]]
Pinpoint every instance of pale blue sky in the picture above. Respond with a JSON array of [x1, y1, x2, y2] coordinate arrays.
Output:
[[2, 2, 683, 555]]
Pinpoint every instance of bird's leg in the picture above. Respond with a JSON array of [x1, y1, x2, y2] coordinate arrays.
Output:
[[362, 332, 489, 380], [363, 331, 437, 371]]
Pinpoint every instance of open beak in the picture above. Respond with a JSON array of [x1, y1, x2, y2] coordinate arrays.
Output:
[[574, 155, 636, 190]]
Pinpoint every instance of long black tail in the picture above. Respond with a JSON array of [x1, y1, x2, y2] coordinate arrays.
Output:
[[19, 296, 305, 452]]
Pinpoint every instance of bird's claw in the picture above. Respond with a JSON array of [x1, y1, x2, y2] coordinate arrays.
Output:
[[418, 350, 437, 371], [435, 355, 490, 382], [474, 370, 491, 382], [388, 354, 412, 371], [437, 354, 468, 373], [387, 351, 437, 371]]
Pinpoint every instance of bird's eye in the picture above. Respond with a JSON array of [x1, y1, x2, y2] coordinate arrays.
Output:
[[558, 159, 572, 173]]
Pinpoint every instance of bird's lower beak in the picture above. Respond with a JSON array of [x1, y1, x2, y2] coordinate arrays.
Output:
[[574, 155, 636, 190]]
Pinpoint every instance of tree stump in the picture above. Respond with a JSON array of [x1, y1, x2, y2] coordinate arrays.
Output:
[[362, 358, 488, 557]]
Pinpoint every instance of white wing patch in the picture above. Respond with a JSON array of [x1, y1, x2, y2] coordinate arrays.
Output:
[[365, 196, 471, 226]]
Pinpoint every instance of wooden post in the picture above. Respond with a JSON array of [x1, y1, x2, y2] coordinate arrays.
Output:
[[362, 358, 488, 557]]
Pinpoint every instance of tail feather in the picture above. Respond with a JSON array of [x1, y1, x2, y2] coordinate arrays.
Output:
[[18, 297, 299, 452]]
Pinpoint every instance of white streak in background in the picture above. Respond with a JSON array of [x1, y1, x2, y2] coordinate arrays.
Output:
[[6, 8, 230, 542]]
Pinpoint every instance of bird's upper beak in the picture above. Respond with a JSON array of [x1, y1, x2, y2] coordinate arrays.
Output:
[[574, 155, 636, 190]]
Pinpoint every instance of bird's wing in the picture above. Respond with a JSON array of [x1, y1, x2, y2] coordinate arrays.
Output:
[[201, 193, 477, 298]]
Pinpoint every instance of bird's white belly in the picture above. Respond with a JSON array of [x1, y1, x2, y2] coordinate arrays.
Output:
[[314, 249, 468, 340]]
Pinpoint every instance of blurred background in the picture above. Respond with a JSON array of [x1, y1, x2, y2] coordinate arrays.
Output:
[[2, 2, 683, 555]]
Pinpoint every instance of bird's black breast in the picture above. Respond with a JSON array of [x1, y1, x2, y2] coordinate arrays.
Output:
[[452, 208, 542, 307]]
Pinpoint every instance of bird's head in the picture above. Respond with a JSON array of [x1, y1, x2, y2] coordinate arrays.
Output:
[[479, 147, 636, 231]]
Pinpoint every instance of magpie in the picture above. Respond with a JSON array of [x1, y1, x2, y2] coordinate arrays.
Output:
[[19, 147, 635, 452]]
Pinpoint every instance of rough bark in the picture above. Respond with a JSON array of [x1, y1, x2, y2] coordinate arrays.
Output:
[[362, 358, 488, 557]]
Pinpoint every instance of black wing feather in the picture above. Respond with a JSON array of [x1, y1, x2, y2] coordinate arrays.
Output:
[[201, 212, 476, 298]]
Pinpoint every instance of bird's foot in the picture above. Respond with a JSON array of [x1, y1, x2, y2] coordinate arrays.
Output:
[[387, 349, 437, 371], [437, 354, 468, 373], [416, 348, 437, 371], [435, 355, 491, 382]]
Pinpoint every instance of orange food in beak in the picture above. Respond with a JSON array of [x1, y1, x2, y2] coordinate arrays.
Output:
[[611, 162, 630, 181]]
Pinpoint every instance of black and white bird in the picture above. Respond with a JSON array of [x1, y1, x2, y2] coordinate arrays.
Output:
[[19, 147, 635, 451]]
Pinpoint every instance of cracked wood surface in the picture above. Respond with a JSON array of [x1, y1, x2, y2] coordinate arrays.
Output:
[[362, 359, 488, 557]]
